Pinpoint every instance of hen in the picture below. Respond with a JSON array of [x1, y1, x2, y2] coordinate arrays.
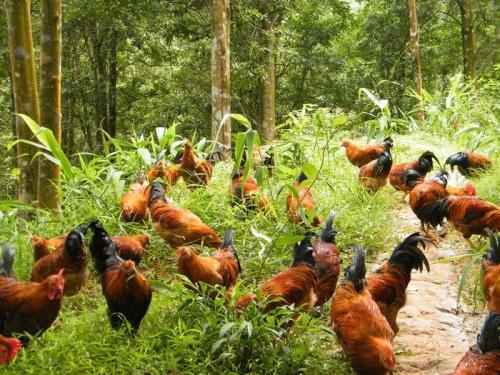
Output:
[[30, 234, 66, 262], [330, 245, 395, 375], [286, 171, 322, 227], [359, 151, 393, 192], [236, 237, 317, 313], [30, 224, 90, 296], [177, 228, 240, 297], [149, 181, 221, 248], [311, 212, 341, 306], [367, 233, 432, 334], [89, 220, 152, 331], [230, 169, 271, 211], [389, 151, 440, 198], [445, 151, 492, 177], [452, 312, 500, 375], [416, 196, 500, 240], [120, 171, 150, 222], [146, 155, 182, 186], [180, 139, 220, 187], [482, 229, 500, 313], [112, 234, 150, 265], [341, 137, 393, 167], [0, 335, 21, 365]]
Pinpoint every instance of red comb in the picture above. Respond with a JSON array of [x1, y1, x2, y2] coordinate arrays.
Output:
[[465, 183, 477, 196]]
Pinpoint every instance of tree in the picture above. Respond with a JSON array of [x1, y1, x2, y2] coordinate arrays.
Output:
[[211, 0, 231, 156], [455, 0, 476, 78], [4, 0, 41, 204], [260, 7, 277, 142], [407, 0, 424, 121], [38, 0, 62, 211]]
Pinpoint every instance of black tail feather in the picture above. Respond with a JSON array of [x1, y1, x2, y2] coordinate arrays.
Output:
[[484, 228, 500, 264], [477, 312, 500, 353], [389, 233, 432, 274], [415, 198, 449, 228], [375, 151, 393, 178], [221, 228, 241, 272], [432, 169, 449, 186], [296, 170, 308, 183], [320, 211, 337, 243], [345, 245, 366, 292], [172, 150, 183, 164], [445, 152, 468, 170], [418, 151, 440, 174], [0, 242, 16, 278], [206, 148, 224, 164], [404, 169, 423, 189], [88, 220, 120, 275], [148, 181, 167, 206], [293, 233, 315, 268]]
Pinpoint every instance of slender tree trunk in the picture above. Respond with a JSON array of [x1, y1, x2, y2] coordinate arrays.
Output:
[[3, 52, 16, 162], [5, 0, 41, 205], [108, 27, 118, 138], [456, 0, 476, 79], [211, 0, 231, 157], [407, 0, 425, 121], [38, 0, 62, 212], [260, 16, 277, 142]]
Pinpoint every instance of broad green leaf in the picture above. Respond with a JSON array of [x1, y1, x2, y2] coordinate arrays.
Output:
[[275, 234, 305, 247], [302, 162, 318, 180], [230, 113, 252, 129]]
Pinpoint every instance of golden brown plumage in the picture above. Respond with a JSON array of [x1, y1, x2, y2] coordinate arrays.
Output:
[[120, 171, 150, 222], [330, 246, 395, 375], [147, 157, 182, 186], [30, 234, 66, 262], [30, 225, 90, 296], [446, 183, 477, 197], [286, 171, 321, 227], [483, 229, 500, 313], [341, 137, 393, 167], [180, 139, 215, 187], [366, 233, 431, 334], [389, 151, 440, 194], [359, 151, 393, 192], [177, 229, 240, 297], [111, 234, 150, 265], [445, 151, 492, 177], [0, 335, 21, 365], [230, 170, 271, 211], [149, 182, 221, 248]]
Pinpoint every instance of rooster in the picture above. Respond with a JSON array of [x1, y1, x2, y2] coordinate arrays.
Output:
[[30, 224, 90, 296], [389, 151, 440, 199], [0, 335, 21, 365], [0, 244, 15, 279], [112, 234, 150, 265], [330, 245, 395, 375], [120, 171, 150, 222], [445, 151, 492, 177], [89, 220, 152, 331], [311, 212, 340, 306], [367, 233, 432, 334], [230, 169, 271, 211], [30, 234, 66, 262], [236, 237, 317, 313], [180, 139, 221, 187], [149, 181, 221, 248], [452, 312, 500, 374], [446, 183, 477, 197], [177, 228, 240, 297], [359, 150, 393, 192], [341, 137, 393, 167], [286, 171, 322, 227], [146, 154, 182, 186], [483, 229, 500, 313], [416, 196, 500, 242]]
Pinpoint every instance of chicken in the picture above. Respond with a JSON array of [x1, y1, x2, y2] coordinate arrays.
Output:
[[111, 234, 150, 265], [149, 181, 221, 248], [482, 229, 500, 313], [367, 233, 432, 334], [312, 212, 340, 306], [0, 268, 64, 342], [180, 139, 221, 187], [330, 245, 395, 375], [146, 155, 182, 186], [0, 335, 21, 365], [230, 169, 271, 211], [446, 183, 477, 197], [236, 237, 317, 313], [177, 228, 240, 297], [286, 171, 322, 227], [389, 151, 440, 198], [241, 146, 275, 175], [30, 224, 90, 296], [0, 243, 15, 279], [89, 220, 152, 332], [416, 196, 500, 240], [30, 234, 66, 262], [452, 312, 500, 375], [359, 151, 393, 192], [341, 136, 393, 167], [445, 151, 493, 177], [120, 171, 150, 222]]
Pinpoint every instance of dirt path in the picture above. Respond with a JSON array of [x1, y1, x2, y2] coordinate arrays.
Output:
[[375, 204, 483, 375]]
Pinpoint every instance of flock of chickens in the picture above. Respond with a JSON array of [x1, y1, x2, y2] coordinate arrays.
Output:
[[0, 137, 498, 374]]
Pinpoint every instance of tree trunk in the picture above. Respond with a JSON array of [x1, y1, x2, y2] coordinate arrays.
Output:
[[260, 16, 277, 142], [407, 0, 425, 121], [457, 0, 476, 79], [38, 0, 62, 212], [211, 0, 231, 157], [108, 27, 118, 138], [5, 0, 41, 205], [3, 51, 16, 166]]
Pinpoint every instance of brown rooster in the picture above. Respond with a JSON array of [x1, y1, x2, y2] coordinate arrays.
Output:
[[452, 312, 500, 375], [286, 171, 322, 227], [416, 196, 500, 241], [89, 220, 152, 332], [359, 150, 393, 192], [483, 229, 500, 313], [120, 171, 150, 222], [177, 228, 240, 297], [230, 169, 271, 211], [389, 151, 440, 199], [112, 234, 150, 265], [30, 224, 90, 296], [180, 139, 220, 187], [146, 155, 182, 186], [341, 136, 393, 167], [330, 245, 396, 375], [30, 234, 66, 262], [236, 237, 317, 313], [0, 335, 21, 365], [149, 181, 221, 248], [445, 151, 492, 177], [367, 233, 432, 334]]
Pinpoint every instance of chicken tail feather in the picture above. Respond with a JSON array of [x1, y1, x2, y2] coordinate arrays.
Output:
[[404, 169, 423, 189], [445, 152, 468, 170], [148, 181, 167, 206], [477, 312, 500, 354], [415, 198, 449, 228], [221, 228, 241, 272], [484, 228, 500, 264], [293, 233, 315, 268], [345, 245, 366, 292], [0, 242, 15, 278], [375, 151, 393, 178], [389, 233, 432, 273], [320, 211, 337, 243]]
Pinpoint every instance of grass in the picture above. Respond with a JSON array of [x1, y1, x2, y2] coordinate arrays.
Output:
[[1, 128, 498, 374]]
